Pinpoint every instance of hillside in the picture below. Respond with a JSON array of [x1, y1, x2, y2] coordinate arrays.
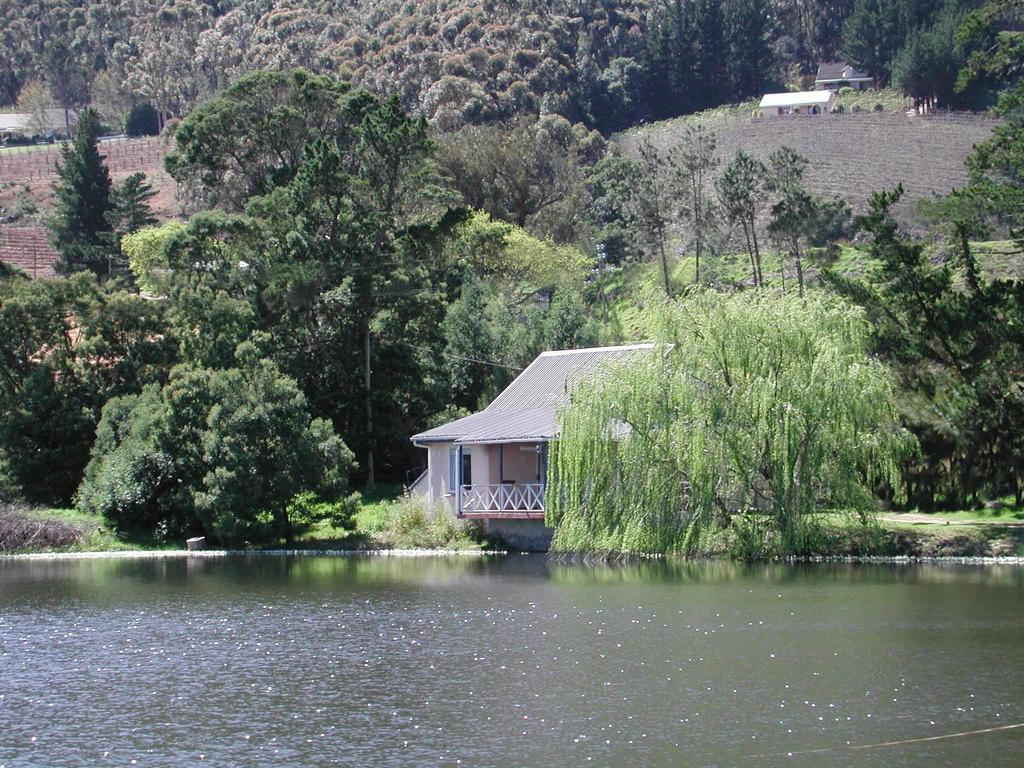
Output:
[[1, 0, 996, 136], [602, 241, 1024, 341], [617, 109, 1000, 222]]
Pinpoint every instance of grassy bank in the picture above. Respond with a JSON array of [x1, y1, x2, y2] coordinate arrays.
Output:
[[0, 488, 485, 556], [4, 498, 1021, 560]]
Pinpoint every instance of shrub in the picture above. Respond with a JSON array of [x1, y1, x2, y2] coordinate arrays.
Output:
[[79, 341, 356, 545], [366, 496, 482, 550], [124, 103, 160, 137]]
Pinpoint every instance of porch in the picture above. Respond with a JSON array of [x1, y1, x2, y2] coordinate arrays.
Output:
[[452, 441, 548, 519]]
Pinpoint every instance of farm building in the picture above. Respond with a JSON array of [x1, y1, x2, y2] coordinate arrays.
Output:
[[0, 109, 76, 142], [409, 343, 655, 549], [814, 62, 873, 91], [759, 91, 836, 116]]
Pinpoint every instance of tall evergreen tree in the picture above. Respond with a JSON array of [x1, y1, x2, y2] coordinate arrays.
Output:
[[693, 0, 727, 109], [674, 124, 719, 285], [108, 173, 158, 236], [726, 0, 775, 99], [48, 108, 114, 276]]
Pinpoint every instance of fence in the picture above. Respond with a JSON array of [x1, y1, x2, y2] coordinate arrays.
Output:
[[0, 138, 172, 182], [0, 226, 58, 278]]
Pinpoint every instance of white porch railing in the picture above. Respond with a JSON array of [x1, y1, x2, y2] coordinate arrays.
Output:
[[460, 483, 545, 514]]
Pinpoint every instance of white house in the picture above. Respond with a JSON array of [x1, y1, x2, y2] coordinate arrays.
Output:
[[759, 90, 836, 117], [409, 344, 655, 547], [0, 109, 77, 141], [814, 62, 873, 91]]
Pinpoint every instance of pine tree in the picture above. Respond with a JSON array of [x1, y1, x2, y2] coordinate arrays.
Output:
[[717, 151, 769, 287], [48, 108, 114, 276], [694, 0, 727, 109], [108, 173, 158, 236], [673, 124, 719, 285], [725, 0, 775, 100]]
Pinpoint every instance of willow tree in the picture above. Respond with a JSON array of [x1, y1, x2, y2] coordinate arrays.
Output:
[[546, 292, 913, 555]]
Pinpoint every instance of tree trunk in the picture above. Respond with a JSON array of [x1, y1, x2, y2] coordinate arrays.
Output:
[[656, 225, 672, 298], [793, 236, 804, 297], [694, 230, 702, 285], [364, 325, 375, 488], [749, 217, 764, 287], [741, 222, 758, 287]]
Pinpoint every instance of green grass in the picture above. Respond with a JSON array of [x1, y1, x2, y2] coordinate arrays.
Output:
[[601, 238, 1022, 343], [296, 484, 485, 551], [16, 506, 170, 553], [835, 87, 909, 114]]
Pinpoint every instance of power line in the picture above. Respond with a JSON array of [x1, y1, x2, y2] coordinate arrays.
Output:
[[397, 341, 524, 372]]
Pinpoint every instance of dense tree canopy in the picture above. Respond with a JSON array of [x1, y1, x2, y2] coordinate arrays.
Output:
[[0, 0, 1000, 133]]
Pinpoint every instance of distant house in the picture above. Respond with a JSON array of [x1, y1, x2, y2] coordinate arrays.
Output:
[[759, 90, 836, 116], [409, 343, 655, 548], [814, 62, 873, 91], [0, 109, 77, 142]]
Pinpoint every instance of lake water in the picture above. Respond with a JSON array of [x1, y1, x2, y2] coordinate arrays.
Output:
[[1, 555, 1022, 767]]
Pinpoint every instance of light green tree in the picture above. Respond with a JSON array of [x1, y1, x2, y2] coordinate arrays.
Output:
[[547, 291, 913, 556]]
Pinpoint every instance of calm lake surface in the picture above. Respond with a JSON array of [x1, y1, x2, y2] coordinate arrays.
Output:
[[1, 555, 1022, 767]]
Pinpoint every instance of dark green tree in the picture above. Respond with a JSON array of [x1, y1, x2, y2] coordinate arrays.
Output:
[[767, 146, 815, 294], [79, 341, 356, 545], [0, 274, 174, 504], [48, 108, 114, 275], [108, 173, 158, 236], [725, 0, 775, 99], [825, 187, 1024, 507]]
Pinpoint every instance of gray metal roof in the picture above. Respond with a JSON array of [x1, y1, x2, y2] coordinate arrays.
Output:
[[411, 408, 556, 444], [411, 344, 656, 444], [815, 62, 871, 82]]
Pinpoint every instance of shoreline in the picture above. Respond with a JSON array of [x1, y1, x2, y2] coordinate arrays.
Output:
[[2, 548, 1022, 565]]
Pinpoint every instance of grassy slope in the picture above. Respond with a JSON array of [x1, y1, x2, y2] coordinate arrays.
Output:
[[601, 240, 1023, 343]]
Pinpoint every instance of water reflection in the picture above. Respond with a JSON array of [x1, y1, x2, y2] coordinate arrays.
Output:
[[1, 554, 1021, 767]]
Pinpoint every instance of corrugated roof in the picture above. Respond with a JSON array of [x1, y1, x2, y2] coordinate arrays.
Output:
[[760, 91, 835, 108], [411, 408, 556, 444], [411, 344, 657, 444]]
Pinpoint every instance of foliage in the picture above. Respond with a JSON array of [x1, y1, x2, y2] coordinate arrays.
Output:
[[437, 116, 602, 243], [716, 150, 769, 286], [78, 341, 356, 545], [357, 494, 482, 550], [107, 172, 157, 236], [48, 108, 114, 275], [547, 291, 911, 555], [825, 187, 1024, 508], [14, 79, 53, 136], [121, 221, 184, 294], [444, 210, 592, 295], [673, 123, 719, 285], [0, 273, 175, 504], [123, 102, 159, 136]]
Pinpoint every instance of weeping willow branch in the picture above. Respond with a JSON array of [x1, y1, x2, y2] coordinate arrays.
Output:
[[546, 291, 915, 556]]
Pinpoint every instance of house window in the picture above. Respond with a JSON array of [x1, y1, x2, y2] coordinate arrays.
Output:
[[462, 450, 472, 486]]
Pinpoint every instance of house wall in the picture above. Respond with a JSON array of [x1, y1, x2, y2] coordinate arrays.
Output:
[[469, 445, 493, 487], [424, 443, 455, 514], [500, 443, 543, 484]]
